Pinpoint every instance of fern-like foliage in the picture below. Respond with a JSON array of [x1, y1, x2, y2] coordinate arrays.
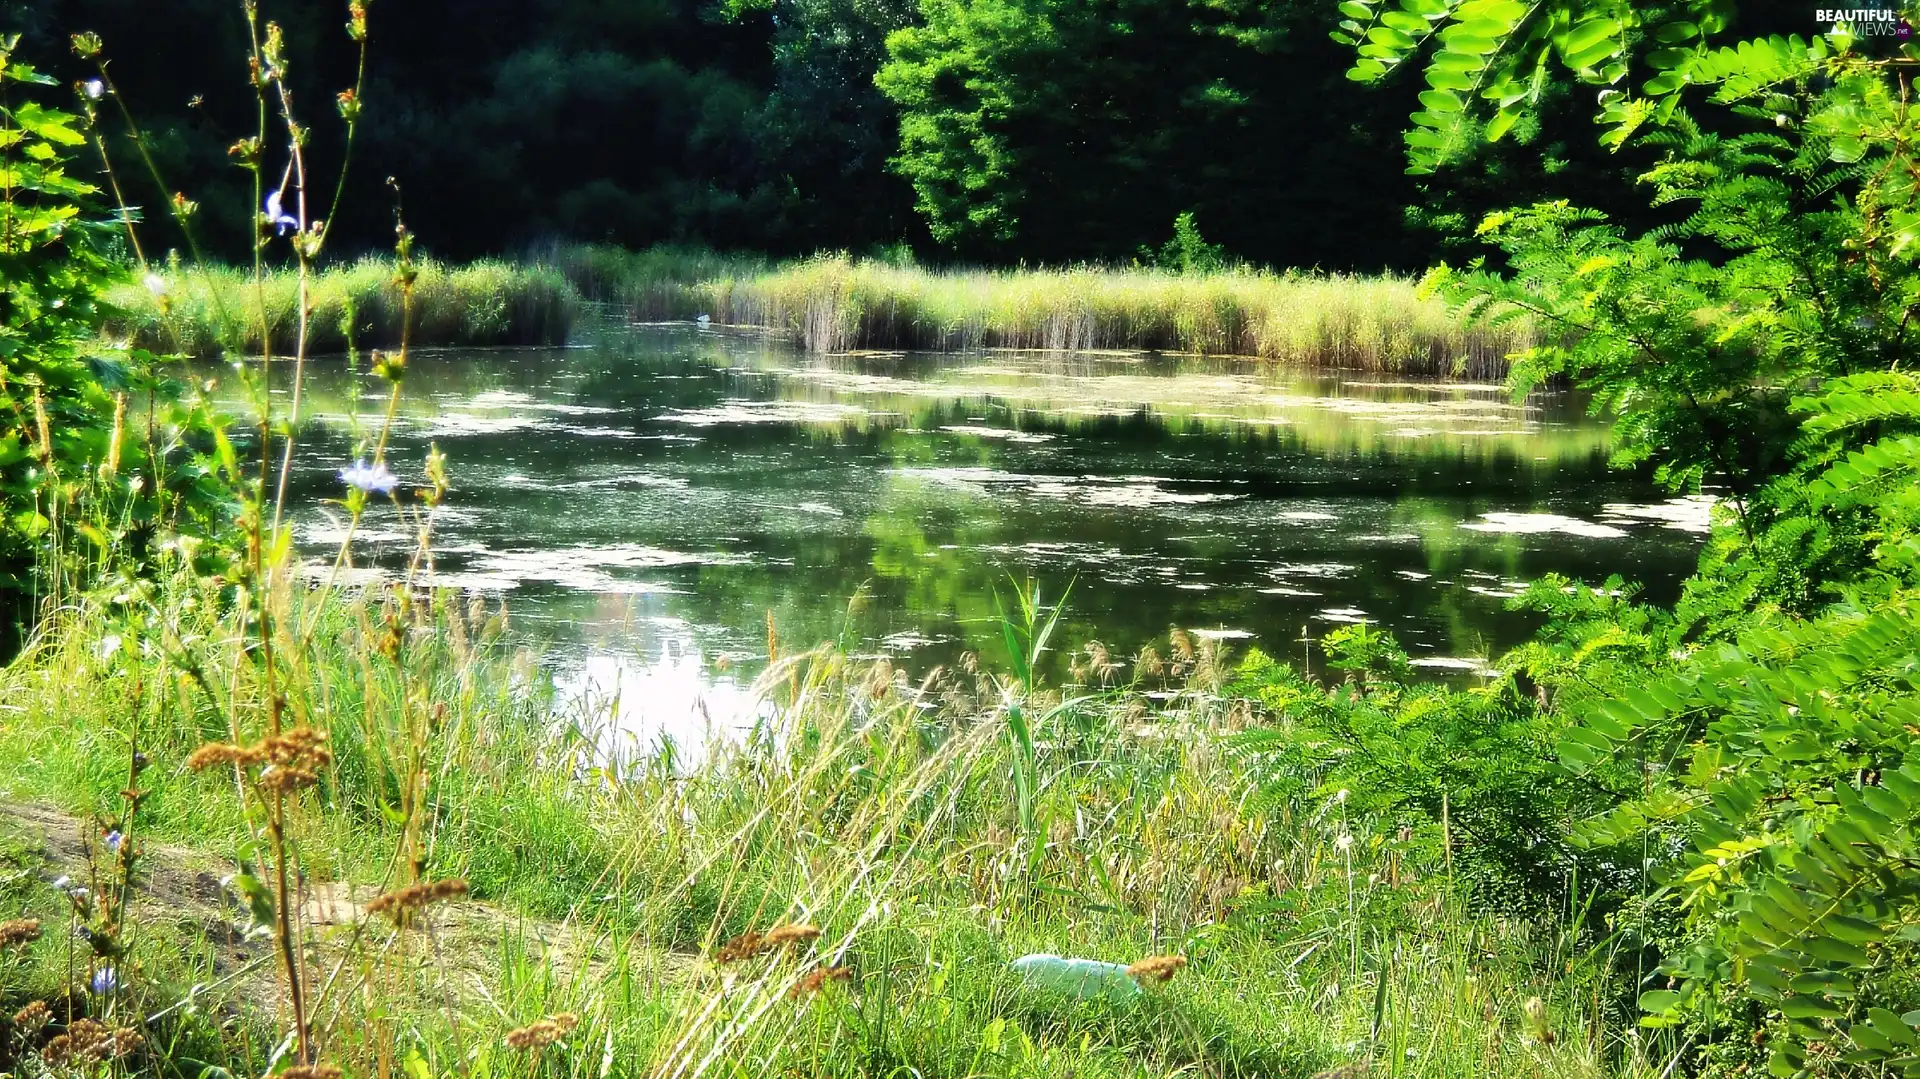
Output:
[[1555, 600, 1920, 1076]]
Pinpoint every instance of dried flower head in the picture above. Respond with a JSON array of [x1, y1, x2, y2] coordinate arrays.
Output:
[[40, 1018, 142, 1066], [365, 878, 469, 925], [1135, 643, 1165, 679], [257, 765, 320, 793], [1128, 954, 1187, 985], [188, 742, 264, 770], [12, 999, 50, 1028], [281, 1064, 345, 1079], [189, 728, 331, 790], [763, 923, 822, 949], [504, 1012, 578, 1050], [716, 931, 764, 963], [0, 917, 42, 949], [1169, 628, 1195, 662], [788, 965, 854, 998]]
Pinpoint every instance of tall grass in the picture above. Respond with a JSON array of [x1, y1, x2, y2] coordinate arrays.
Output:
[[0, 573, 1663, 1078], [107, 247, 1526, 377], [105, 257, 579, 357], [563, 246, 1531, 378]]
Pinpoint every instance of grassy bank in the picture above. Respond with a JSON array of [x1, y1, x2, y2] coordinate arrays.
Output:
[[106, 258, 579, 357], [0, 573, 1649, 1078], [562, 246, 1530, 378], [107, 249, 1528, 377]]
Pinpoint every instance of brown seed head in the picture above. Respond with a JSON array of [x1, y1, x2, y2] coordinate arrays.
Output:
[[716, 931, 764, 963], [788, 965, 855, 998], [257, 765, 319, 794], [0, 917, 42, 949], [188, 742, 262, 770], [366, 878, 469, 925], [504, 1013, 575, 1051], [40, 1018, 141, 1066], [763, 923, 822, 949], [12, 999, 50, 1028], [1128, 954, 1187, 985]]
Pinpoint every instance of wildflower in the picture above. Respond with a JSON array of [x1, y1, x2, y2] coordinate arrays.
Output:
[[90, 966, 120, 994], [370, 349, 406, 382], [340, 458, 399, 495], [505, 1012, 579, 1050], [346, 1, 368, 42], [71, 31, 103, 58], [142, 273, 167, 297], [789, 965, 854, 998], [264, 188, 300, 236], [336, 88, 360, 122], [83, 78, 104, 100], [1522, 995, 1555, 1045], [12, 999, 50, 1028], [1127, 954, 1187, 985], [0, 918, 42, 948]]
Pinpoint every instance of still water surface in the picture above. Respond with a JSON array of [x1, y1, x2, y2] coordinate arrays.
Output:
[[270, 324, 1706, 749]]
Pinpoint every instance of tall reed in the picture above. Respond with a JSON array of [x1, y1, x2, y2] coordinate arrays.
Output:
[[567, 246, 1531, 378], [105, 258, 578, 358]]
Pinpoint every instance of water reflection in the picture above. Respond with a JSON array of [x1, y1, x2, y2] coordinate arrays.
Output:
[[231, 324, 1704, 746]]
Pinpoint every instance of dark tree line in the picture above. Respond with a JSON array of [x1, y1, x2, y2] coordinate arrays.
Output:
[[0, 0, 1805, 270]]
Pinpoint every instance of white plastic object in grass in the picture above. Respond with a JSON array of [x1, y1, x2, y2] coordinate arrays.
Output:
[[1009, 954, 1142, 1004]]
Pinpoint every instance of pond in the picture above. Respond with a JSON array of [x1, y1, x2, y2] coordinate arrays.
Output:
[[268, 322, 1707, 751]]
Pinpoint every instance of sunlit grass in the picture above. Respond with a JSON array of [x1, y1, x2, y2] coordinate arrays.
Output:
[[567, 245, 1532, 377], [0, 568, 1665, 1078], [104, 257, 579, 357]]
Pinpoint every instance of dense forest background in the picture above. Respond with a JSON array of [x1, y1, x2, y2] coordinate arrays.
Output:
[[2, 0, 1805, 270]]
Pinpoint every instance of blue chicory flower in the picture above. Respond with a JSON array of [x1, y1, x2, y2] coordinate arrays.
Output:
[[265, 189, 300, 236], [90, 967, 120, 994], [103, 830, 124, 853], [340, 459, 399, 495]]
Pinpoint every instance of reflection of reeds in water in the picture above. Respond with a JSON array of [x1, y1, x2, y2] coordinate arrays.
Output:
[[568, 246, 1533, 378]]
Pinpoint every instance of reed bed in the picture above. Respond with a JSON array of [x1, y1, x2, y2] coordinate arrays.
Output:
[[0, 569, 1655, 1078], [104, 257, 580, 357], [567, 246, 1530, 378]]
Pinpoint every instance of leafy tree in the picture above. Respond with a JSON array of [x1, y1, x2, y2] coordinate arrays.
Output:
[[877, 0, 1425, 266], [0, 44, 226, 615], [1338, 0, 1920, 1071]]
